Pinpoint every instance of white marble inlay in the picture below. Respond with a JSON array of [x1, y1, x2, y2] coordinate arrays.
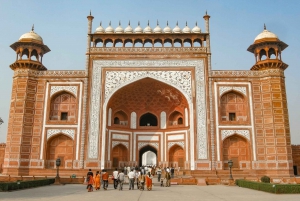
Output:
[[138, 136, 159, 141], [219, 86, 246, 97], [112, 141, 129, 149], [50, 86, 78, 97], [47, 129, 75, 140], [221, 130, 250, 141], [112, 134, 129, 140], [168, 135, 184, 140], [138, 142, 159, 149], [168, 141, 184, 149]]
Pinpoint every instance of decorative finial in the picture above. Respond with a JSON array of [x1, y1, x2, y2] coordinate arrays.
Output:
[[157, 20, 159, 26], [148, 20, 149, 26], [206, 10, 207, 15], [119, 20, 121, 26], [167, 21, 169, 26], [186, 21, 187, 26], [109, 21, 111, 26], [32, 24, 34, 31], [264, 23, 266, 30], [100, 21, 102, 26], [176, 21, 178, 26], [138, 21, 140, 26], [196, 21, 198, 26], [128, 20, 130, 26], [90, 10, 91, 16]]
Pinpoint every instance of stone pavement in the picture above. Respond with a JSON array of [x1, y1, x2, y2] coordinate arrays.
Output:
[[1, 183, 299, 201]]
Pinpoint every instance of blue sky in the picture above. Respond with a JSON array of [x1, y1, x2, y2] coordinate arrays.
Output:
[[0, 0, 299, 144]]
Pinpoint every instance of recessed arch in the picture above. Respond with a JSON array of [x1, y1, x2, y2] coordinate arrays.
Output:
[[124, 39, 133, 47], [169, 144, 184, 168], [49, 92, 77, 121], [139, 145, 157, 167], [139, 112, 158, 126]]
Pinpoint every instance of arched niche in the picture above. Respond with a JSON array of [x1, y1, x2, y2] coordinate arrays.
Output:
[[169, 111, 184, 126], [220, 91, 248, 122], [46, 134, 74, 169], [113, 110, 128, 126], [169, 144, 184, 169], [139, 145, 157, 167], [49, 92, 77, 121], [140, 112, 157, 126], [222, 134, 250, 169], [112, 144, 128, 168]]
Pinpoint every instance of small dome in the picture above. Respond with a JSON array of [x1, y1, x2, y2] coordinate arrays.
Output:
[[19, 26, 43, 43], [254, 25, 278, 42], [134, 22, 143, 33], [163, 21, 172, 33], [143, 21, 152, 33], [153, 20, 162, 33], [182, 22, 191, 33], [192, 22, 201, 33], [95, 22, 105, 33], [105, 21, 114, 33], [124, 21, 133, 33], [172, 22, 181, 33], [115, 21, 124, 33]]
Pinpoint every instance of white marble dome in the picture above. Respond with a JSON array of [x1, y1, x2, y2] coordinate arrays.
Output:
[[172, 22, 181, 33], [153, 23, 162, 33], [95, 22, 105, 33], [19, 26, 43, 43], [105, 22, 114, 33], [124, 21, 133, 33], [163, 22, 172, 33], [191, 22, 201, 33], [182, 22, 191, 33], [134, 22, 143, 33], [115, 22, 124, 33], [143, 21, 152, 33], [254, 28, 278, 42]]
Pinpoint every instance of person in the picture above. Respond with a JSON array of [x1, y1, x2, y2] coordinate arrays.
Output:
[[94, 171, 101, 190], [156, 166, 162, 182], [171, 166, 175, 178], [102, 169, 109, 190], [135, 168, 140, 189], [127, 166, 131, 176], [128, 169, 135, 190], [113, 168, 119, 189], [145, 172, 153, 191], [118, 169, 125, 191], [87, 173, 94, 192], [86, 169, 93, 189], [160, 178, 164, 187], [165, 171, 171, 187], [138, 172, 145, 190]]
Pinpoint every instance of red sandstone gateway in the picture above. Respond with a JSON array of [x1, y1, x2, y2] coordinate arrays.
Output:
[[1, 11, 296, 183]]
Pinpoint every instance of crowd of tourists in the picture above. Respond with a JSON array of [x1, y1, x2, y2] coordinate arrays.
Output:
[[85, 165, 175, 192]]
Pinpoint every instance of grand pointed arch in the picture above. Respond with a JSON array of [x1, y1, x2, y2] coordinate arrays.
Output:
[[88, 60, 206, 170]]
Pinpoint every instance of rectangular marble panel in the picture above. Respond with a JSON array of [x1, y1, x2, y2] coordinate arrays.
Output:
[[112, 134, 129, 140], [168, 135, 184, 140], [138, 136, 159, 141]]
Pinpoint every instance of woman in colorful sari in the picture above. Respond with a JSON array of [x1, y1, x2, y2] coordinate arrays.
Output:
[[87, 174, 94, 192], [145, 172, 153, 191], [94, 171, 101, 190]]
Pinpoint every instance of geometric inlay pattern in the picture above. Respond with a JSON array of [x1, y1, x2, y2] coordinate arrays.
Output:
[[89, 60, 207, 160], [168, 141, 185, 149], [47, 129, 75, 140], [221, 130, 250, 141], [219, 86, 246, 97], [112, 141, 129, 149], [138, 142, 159, 149], [50, 86, 78, 97]]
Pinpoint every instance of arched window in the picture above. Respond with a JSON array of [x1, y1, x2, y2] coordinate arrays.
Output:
[[169, 111, 183, 126], [178, 117, 183, 125], [259, 49, 267, 60], [114, 117, 120, 124], [268, 48, 276, 59], [139, 113, 157, 126]]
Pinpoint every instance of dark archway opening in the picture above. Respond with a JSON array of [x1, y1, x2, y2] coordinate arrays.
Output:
[[139, 145, 157, 167], [139, 113, 157, 126]]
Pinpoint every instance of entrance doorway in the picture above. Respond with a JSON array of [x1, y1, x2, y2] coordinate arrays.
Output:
[[139, 145, 157, 167]]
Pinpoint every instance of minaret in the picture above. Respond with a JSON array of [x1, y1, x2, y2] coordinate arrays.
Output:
[[4, 27, 50, 175], [86, 11, 94, 72], [247, 25, 293, 176]]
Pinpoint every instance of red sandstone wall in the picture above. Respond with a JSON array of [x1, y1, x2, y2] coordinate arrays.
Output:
[[292, 145, 300, 175], [0, 143, 6, 173]]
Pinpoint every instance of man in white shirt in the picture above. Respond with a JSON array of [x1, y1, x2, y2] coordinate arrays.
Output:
[[128, 169, 135, 190], [113, 168, 119, 189]]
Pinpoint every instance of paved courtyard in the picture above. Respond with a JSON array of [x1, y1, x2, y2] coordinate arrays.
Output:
[[0, 184, 299, 201]]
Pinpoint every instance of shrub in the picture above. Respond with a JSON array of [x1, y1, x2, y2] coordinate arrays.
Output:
[[261, 175, 270, 183], [0, 178, 55, 192], [236, 179, 300, 194]]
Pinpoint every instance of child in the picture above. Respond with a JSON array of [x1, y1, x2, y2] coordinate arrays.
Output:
[[160, 178, 164, 187]]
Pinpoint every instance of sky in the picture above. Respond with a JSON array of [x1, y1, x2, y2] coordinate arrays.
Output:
[[0, 0, 299, 144]]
